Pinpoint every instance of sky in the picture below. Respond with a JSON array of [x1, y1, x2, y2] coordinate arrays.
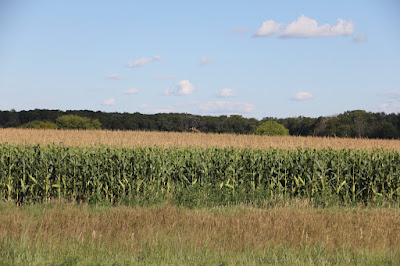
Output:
[[1, 0, 400, 119]]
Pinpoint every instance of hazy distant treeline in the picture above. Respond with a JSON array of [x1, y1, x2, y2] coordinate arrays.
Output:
[[0, 109, 399, 139]]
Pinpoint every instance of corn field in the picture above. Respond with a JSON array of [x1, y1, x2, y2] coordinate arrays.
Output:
[[1, 143, 400, 205]]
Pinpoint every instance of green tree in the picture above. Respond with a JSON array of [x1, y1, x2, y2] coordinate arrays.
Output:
[[56, 115, 101, 130], [373, 122, 399, 139], [254, 121, 289, 136], [19, 120, 58, 129]]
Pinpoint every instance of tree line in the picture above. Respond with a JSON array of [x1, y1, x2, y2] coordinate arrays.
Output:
[[0, 109, 399, 139]]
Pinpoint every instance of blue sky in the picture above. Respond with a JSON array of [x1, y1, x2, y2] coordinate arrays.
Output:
[[1, 0, 399, 119]]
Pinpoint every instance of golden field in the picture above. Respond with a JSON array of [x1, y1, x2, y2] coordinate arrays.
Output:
[[2, 202, 399, 252], [1, 201, 400, 264], [1, 128, 400, 150]]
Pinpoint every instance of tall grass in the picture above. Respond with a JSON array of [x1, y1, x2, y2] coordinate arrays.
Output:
[[0, 202, 399, 265]]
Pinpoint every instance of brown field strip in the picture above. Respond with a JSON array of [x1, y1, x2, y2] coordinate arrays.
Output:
[[1, 128, 400, 150], [1, 202, 400, 252]]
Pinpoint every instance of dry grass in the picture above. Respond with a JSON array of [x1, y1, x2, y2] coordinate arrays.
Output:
[[1, 202, 400, 253], [1, 128, 400, 150]]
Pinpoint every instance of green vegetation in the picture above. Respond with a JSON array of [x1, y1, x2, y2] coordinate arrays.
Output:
[[17, 115, 101, 130], [56, 114, 101, 130], [2, 236, 397, 265], [1, 143, 399, 206], [19, 120, 58, 129], [255, 121, 289, 136]]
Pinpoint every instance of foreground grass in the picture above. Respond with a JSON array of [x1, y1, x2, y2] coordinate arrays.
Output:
[[1, 201, 400, 265]]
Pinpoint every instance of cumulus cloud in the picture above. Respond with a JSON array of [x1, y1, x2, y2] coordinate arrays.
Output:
[[124, 88, 139, 95], [254, 15, 354, 38], [164, 80, 195, 96], [292, 92, 314, 101], [230, 27, 251, 35], [254, 20, 282, 37], [199, 57, 214, 66], [381, 103, 400, 114], [198, 101, 255, 113], [153, 75, 177, 80], [281, 15, 354, 37], [107, 73, 123, 80], [103, 98, 116, 106], [218, 88, 236, 98], [126, 56, 162, 68], [352, 32, 367, 43], [176, 80, 195, 95]]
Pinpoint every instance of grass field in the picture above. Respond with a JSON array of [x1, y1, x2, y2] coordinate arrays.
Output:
[[1, 201, 400, 265], [1, 128, 400, 264]]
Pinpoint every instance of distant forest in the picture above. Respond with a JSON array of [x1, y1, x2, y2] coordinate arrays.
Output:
[[1, 109, 399, 139]]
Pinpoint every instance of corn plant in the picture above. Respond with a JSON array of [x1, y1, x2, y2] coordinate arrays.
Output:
[[0, 144, 400, 205]]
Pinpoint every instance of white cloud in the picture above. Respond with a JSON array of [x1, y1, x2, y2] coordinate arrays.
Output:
[[230, 27, 251, 35], [219, 88, 236, 98], [198, 101, 255, 113], [107, 73, 123, 80], [199, 57, 214, 66], [254, 20, 282, 37], [281, 15, 354, 37], [164, 80, 195, 96], [352, 32, 367, 43], [292, 92, 314, 101], [103, 98, 116, 106], [124, 88, 139, 95], [177, 80, 195, 95], [139, 104, 149, 109], [380, 103, 400, 114], [126, 56, 162, 68], [254, 15, 354, 38], [153, 75, 177, 80]]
